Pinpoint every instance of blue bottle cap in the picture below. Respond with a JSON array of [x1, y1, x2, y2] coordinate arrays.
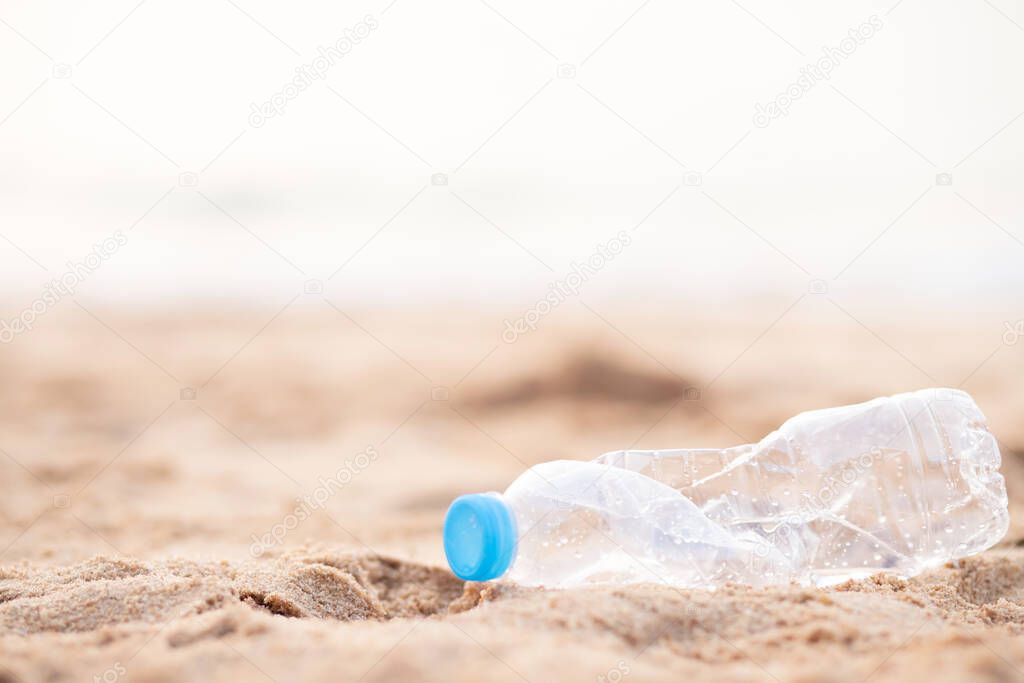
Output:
[[443, 493, 517, 581]]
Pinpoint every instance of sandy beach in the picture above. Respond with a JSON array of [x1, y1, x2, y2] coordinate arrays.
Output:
[[1, 304, 1023, 682]]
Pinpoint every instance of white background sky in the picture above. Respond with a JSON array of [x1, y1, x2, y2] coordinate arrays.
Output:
[[1, 0, 1022, 313]]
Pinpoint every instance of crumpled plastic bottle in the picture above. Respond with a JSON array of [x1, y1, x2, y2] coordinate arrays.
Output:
[[443, 388, 1008, 588]]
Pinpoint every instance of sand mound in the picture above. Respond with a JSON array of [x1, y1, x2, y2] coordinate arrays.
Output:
[[237, 554, 464, 620], [467, 351, 699, 408], [0, 552, 464, 635]]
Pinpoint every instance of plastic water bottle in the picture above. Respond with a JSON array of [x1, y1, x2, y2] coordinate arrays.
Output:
[[443, 388, 1008, 588]]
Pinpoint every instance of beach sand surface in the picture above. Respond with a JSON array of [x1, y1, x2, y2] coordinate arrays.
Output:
[[2, 304, 1023, 682]]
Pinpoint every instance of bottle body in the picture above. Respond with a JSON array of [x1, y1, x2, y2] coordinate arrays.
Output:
[[494, 388, 1007, 588]]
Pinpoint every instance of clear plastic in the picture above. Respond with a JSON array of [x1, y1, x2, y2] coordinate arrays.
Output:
[[499, 388, 1008, 588]]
